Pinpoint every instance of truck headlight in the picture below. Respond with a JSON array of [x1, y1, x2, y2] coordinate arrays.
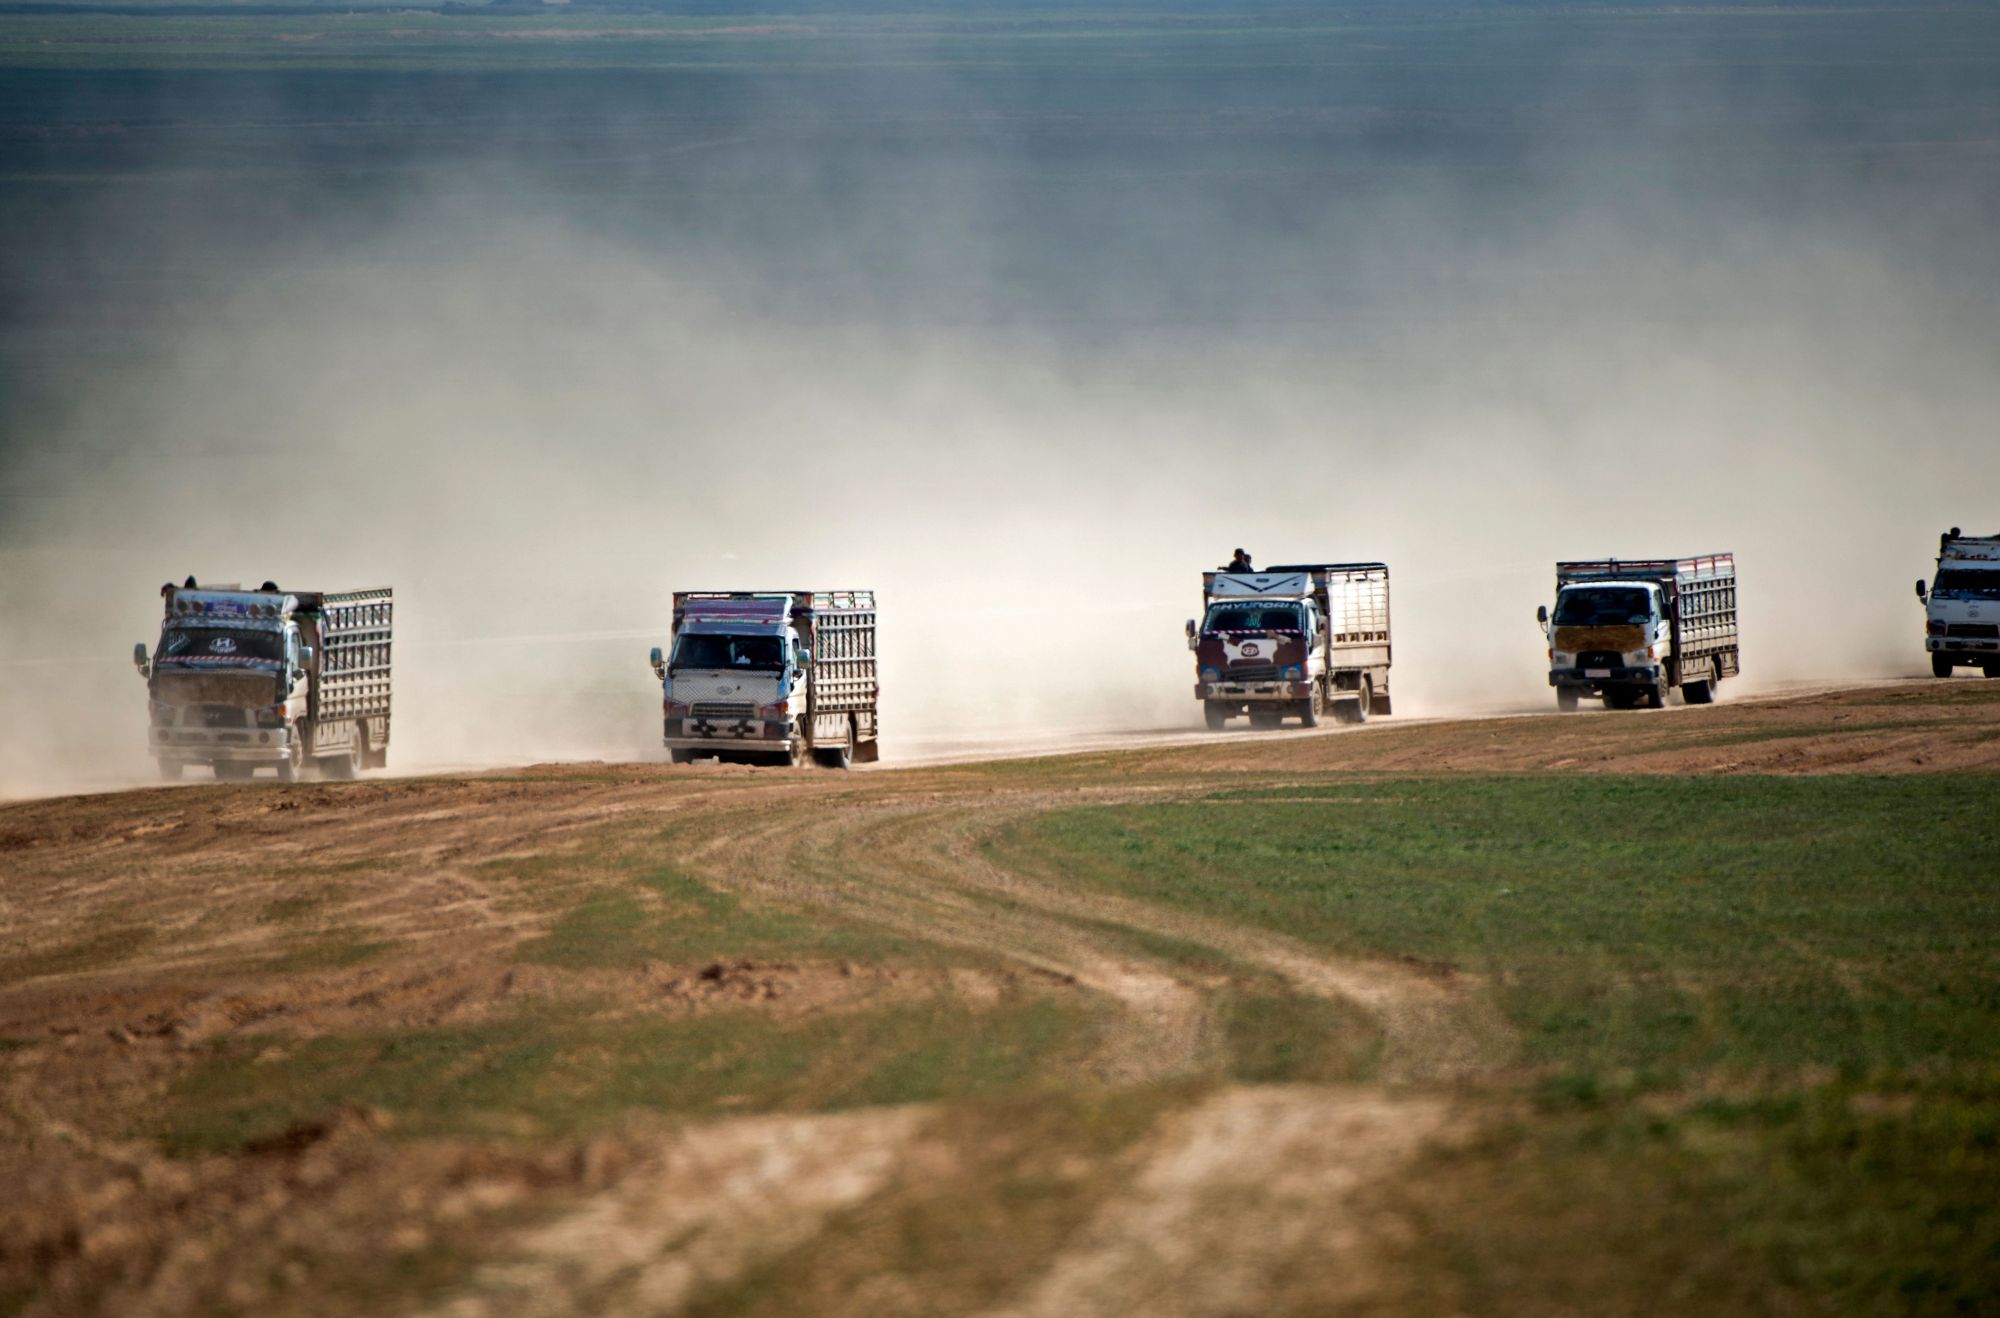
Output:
[[1283, 665, 1303, 680], [1927, 619, 1948, 635], [1199, 667, 1220, 682], [1622, 650, 1656, 667], [757, 700, 790, 720], [1552, 652, 1574, 666]]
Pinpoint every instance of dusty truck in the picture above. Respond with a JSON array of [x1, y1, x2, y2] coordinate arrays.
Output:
[[649, 590, 879, 767], [1916, 528, 2000, 677], [133, 583, 392, 780], [1186, 563, 1392, 730], [1537, 555, 1738, 711]]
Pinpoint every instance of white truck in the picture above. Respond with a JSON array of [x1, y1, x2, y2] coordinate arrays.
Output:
[[134, 582, 392, 780], [1186, 563, 1392, 729], [649, 590, 879, 767], [1916, 528, 2000, 677], [1537, 555, 1738, 710]]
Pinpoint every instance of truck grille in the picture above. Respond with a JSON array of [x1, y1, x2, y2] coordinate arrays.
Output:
[[199, 706, 248, 728], [1223, 664, 1283, 682], [690, 701, 756, 719], [1576, 650, 1622, 669], [1948, 623, 2000, 639]]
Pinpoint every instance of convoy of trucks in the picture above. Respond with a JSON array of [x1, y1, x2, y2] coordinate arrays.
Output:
[[648, 590, 880, 768], [1536, 555, 1739, 711], [1916, 529, 2000, 678], [1188, 563, 1392, 729], [133, 583, 392, 780], [124, 528, 1997, 780]]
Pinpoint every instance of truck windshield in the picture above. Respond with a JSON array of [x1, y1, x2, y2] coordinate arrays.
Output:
[[673, 633, 784, 669], [1204, 605, 1303, 632], [1552, 586, 1654, 627], [1932, 568, 2000, 600], [157, 627, 286, 663]]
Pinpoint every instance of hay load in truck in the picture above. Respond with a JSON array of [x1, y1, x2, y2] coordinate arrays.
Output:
[[1186, 563, 1392, 730], [1537, 555, 1737, 711], [649, 590, 879, 768], [133, 582, 392, 780]]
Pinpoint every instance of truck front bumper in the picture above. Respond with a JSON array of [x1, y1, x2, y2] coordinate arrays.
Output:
[[1550, 665, 1660, 689], [1928, 638, 1999, 655], [1198, 681, 1314, 703], [664, 716, 792, 749], [151, 726, 293, 763]]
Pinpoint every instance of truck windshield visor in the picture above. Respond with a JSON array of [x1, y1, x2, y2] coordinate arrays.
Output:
[[1932, 568, 2000, 600], [1552, 586, 1654, 627], [157, 626, 286, 664], [1203, 604, 1302, 632], [673, 633, 784, 670]]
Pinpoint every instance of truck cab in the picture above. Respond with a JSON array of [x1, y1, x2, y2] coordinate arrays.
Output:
[[1190, 565, 1390, 729], [651, 611, 810, 763], [1917, 530, 2000, 677], [1544, 580, 1672, 705], [134, 588, 313, 780]]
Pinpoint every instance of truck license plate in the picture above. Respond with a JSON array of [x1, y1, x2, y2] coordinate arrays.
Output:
[[1586, 668, 1611, 678]]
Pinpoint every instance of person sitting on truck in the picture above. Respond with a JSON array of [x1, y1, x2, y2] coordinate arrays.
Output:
[[1223, 549, 1255, 573]]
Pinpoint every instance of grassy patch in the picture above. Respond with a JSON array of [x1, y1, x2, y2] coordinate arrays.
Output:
[[256, 929, 391, 973], [1219, 989, 1379, 1085], [514, 863, 915, 970], [1002, 776, 2000, 1080], [159, 993, 1093, 1155]]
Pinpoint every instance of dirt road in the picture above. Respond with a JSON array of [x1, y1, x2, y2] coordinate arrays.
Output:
[[2, 678, 1994, 1314]]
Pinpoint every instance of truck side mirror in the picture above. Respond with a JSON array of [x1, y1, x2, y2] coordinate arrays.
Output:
[[797, 648, 811, 668], [648, 646, 664, 679], [133, 642, 150, 677], [1185, 619, 1198, 651], [1536, 604, 1549, 626], [1915, 579, 1928, 602]]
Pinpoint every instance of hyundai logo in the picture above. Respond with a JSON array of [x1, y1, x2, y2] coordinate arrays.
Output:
[[210, 637, 237, 653]]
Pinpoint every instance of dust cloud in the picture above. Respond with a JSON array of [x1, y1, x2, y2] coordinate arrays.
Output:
[[4, 24, 1999, 797]]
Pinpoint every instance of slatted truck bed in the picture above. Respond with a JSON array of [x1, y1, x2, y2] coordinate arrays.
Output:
[[134, 583, 392, 780], [650, 590, 879, 767], [1538, 555, 1737, 710], [1187, 563, 1392, 729]]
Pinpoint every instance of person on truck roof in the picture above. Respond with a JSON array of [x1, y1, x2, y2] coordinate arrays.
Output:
[[1224, 549, 1254, 573]]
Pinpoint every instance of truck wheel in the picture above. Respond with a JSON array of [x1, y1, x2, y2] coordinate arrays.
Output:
[[1203, 701, 1229, 731], [789, 738, 813, 769], [1683, 662, 1716, 705], [157, 759, 183, 781], [277, 739, 307, 782], [1648, 675, 1671, 709], [1932, 653, 1955, 678], [1556, 687, 1579, 713], [1986, 663, 2000, 679], [324, 737, 361, 780], [814, 744, 854, 770], [1300, 685, 1324, 728]]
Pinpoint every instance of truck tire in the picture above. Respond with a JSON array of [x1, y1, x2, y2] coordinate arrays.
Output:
[[277, 738, 307, 782], [1203, 701, 1229, 731], [1300, 684, 1324, 728], [1556, 687, 1579, 713], [815, 744, 854, 770], [1648, 675, 1671, 709], [1986, 663, 2000, 679], [1932, 653, 1955, 678], [789, 738, 813, 769], [324, 734, 361, 780], [1683, 662, 1716, 705]]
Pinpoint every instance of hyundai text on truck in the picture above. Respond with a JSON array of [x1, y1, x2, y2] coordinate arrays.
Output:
[[1186, 563, 1392, 730], [649, 590, 879, 767], [1537, 555, 1737, 710], [133, 583, 393, 780], [1916, 528, 2000, 677]]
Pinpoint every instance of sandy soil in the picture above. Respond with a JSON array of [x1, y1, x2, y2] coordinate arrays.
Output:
[[1, 678, 1993, 1314]]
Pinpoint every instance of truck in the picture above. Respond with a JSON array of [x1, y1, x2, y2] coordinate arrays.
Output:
[[649, 590, 879, 768], [133, 582, 392, 780], [1186, 563, 1392, 730], [1915, 528, 2000, 677], [1536, 555, 1737, 711]]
